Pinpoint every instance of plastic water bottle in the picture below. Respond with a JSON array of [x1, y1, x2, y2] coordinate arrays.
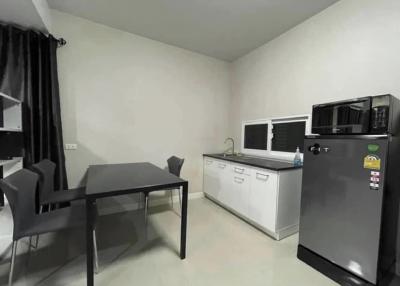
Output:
[[294, 147, 302, 166]]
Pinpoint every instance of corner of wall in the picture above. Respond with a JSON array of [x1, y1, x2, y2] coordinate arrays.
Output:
[[32, 0, 52, 33]]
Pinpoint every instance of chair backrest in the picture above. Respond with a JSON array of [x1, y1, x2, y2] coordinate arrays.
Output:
[[167, 156, 184, 177], [0, 169, 39, 240], [31, 159, 56, 204]]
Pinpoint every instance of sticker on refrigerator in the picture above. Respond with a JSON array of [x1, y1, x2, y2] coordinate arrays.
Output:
[[370, 171, 380, 190], [368, 144, 380, 152], [363, 155, 381, 170]]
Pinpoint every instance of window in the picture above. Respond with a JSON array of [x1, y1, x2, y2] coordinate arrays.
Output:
[[244, 123, 268, 150], [241, 115, 310, 159], [242, 119, 269, 157], [272, 121, 306, 153]]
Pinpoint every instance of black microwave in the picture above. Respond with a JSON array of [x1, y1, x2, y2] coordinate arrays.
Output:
[[311, 94, 400, 135]]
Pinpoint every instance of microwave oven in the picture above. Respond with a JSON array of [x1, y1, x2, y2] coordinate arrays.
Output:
[[311, 94, 400, 135]]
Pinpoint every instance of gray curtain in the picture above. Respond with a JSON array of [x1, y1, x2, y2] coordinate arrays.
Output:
[[0, 24, 68, 190]]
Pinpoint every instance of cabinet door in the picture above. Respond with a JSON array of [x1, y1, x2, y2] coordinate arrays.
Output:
[[249, 168, 278, 232], [230, 174, 250, 217], [215, 161, 230, 205], [204, 158, 230, 202], [227, 164, 250, 217], [203, 158, 218, 198]]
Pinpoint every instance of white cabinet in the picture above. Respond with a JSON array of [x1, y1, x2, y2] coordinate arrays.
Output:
[[248, 168, 278, 232], [203, 156, 302, 240], [203, 158, 218, 198]]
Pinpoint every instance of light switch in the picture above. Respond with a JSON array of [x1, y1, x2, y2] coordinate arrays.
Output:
[[65, 143, 78, 150]]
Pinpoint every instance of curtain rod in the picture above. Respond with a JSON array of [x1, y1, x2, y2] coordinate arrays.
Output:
[[0, 21, 67, 48], [57, 38, 67, 48]]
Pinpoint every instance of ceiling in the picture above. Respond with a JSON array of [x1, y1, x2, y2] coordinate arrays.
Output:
[[48, 0, 339, 61], [0, 0, 49, 33]]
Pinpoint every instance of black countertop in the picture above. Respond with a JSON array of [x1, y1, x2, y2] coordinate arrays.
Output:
[[203, 154, 302, 171]]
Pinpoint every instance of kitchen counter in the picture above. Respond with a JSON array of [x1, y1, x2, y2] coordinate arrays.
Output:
[[203, 153, 301, 171]]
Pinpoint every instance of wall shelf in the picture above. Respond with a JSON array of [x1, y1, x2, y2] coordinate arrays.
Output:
[[0, 127, 22, 132], [0, 93, 23, 207], [0, 92, 21, 105], [0, 157, 22, 167], [0, 92, 22, 132]]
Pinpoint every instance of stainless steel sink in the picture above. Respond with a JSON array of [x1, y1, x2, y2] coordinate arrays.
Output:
[[222, 153, 247, 159], [222, 153, 235, 158]]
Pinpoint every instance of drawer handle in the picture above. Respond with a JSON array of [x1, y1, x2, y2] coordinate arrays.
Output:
[[256, 173, 269, 181], [218, 163, 226, 169], [205, 160, 213, 165], [234, 167, 245, 174], [234, 177, 244, 184]]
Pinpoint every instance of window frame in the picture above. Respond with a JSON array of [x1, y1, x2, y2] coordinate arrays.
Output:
[[241, 114, 311, 161], [241, 119, 270, 157], [268, 115, 311, 161]]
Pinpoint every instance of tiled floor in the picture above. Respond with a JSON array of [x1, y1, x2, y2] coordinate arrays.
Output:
[[0, 197, 392, 286]]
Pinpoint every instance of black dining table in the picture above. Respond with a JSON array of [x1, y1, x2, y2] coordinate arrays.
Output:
[[85, 162, 189, 286]]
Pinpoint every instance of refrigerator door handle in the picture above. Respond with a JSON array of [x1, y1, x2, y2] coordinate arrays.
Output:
[[322, 147, 330, 153]]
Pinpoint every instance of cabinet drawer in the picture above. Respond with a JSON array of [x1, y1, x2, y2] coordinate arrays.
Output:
[[230, 164, 251, 176], [216, 161, 229, 170], [204, 158, 230, 170], [252, 168, 278, 183]]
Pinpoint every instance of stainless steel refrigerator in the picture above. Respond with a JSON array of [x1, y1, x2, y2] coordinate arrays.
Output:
[[298, 95, 400, 286]]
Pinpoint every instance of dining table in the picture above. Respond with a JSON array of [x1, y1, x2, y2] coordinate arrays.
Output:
[[85, 162, 189, 286]]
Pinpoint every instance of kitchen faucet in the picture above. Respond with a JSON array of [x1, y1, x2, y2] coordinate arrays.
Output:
[[224, 137, 235, 155]]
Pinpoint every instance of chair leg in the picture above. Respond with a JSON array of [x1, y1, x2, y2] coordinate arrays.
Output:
[[93, 230, 99, 274], [28, 237, 32, 254], [170, 191, 174, 209], [33, 205, 44, 249], [144, 193, 149, 226], [9, 240, 18, 286]]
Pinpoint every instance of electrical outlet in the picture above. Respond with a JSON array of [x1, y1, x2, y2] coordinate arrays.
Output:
[[65, 143, 78, 150]]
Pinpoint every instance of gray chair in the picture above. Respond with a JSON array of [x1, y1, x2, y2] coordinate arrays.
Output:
[[31, 159, 89, 250], [143, 156, 184, 222], [0, 169, 99, 286], [31, 159, 85, 212]]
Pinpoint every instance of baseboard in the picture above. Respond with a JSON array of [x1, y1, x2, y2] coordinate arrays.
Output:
[[149, 191, 204, 207], [99, 191, 204, 216], [204, 194, 287, 241], [276, 223, 299, 240]]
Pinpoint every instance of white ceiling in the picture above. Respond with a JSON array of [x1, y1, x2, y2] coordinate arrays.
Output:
[[48, 0, 339, 61]]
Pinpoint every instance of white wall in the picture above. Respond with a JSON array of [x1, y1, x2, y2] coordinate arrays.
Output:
[[50, 10, 231, 196], [230, 0, 400, 274], [230, 0, 400, 142]]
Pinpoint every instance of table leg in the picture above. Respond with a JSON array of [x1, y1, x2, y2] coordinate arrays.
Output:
[[86, 198, 95, 286], [180, 182, 188, 259], [0, 190, 4, 207]]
